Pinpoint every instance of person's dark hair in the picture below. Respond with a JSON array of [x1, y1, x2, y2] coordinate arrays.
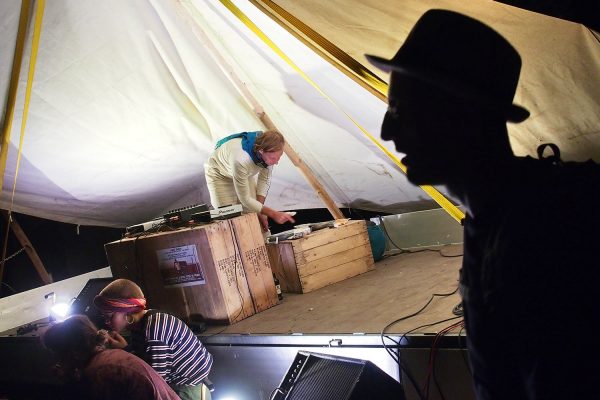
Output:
[[42, 315, 108, 375]]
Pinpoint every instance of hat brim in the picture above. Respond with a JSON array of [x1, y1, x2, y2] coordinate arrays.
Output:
[[365, 54, 395, 73], [365, 53, 530, 123]]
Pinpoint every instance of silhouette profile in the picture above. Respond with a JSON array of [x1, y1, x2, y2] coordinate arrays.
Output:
[[367, 9, 600, 399]]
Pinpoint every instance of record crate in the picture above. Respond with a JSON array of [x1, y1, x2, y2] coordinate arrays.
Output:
[[105, 213, 278, 324], [266, 220, 375, 293]]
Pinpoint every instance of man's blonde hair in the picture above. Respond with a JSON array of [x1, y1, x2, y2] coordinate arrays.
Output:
[[254, 130, 285, 153], [98, 278, 145, 299]]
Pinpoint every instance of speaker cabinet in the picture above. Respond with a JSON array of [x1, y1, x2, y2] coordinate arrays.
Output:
[[69, 277, 114, 328], [273, 351, 406, 400]]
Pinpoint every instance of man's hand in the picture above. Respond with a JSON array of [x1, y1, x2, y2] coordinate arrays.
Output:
[[258, 213, 270, 232], [272, 211, 295, 225], [261, 206, 296, 225]]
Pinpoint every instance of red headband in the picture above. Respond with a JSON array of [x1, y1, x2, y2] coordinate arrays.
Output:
[[93, 295, 146, 314]]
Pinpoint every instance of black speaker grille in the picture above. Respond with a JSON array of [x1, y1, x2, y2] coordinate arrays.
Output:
[[286, 356, 364, 400]]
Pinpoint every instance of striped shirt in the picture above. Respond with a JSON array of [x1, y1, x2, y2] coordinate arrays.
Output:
[[132, 311, 213, 386]]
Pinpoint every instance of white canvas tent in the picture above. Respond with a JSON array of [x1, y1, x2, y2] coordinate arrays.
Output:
[[1, 0, 599, 227]]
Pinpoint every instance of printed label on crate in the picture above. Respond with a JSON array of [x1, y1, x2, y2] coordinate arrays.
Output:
[[156, 245, 206, 288]]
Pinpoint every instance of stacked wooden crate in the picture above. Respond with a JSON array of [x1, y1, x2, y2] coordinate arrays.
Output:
[[267, 220, 375, 293], [105, 213, 278, 325]]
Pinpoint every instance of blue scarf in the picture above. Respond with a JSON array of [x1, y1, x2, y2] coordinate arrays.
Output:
[[215, 131, 266, 167]]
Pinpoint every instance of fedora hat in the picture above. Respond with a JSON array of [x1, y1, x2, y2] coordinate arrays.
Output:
[[366, 9, 530, 122]]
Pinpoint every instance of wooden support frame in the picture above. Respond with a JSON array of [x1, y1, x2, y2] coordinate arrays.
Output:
[[0, 210, 53, 288]]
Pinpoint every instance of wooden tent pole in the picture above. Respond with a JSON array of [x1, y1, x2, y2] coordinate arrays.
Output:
[[175, 3, 345, 220], [1, 210, 53, 286], [0, 212, 11, 288], [257, 112, 345, 219]]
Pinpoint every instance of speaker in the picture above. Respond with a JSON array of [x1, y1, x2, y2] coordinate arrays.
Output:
[[273, 351, 406, 400], [69, 277, 114, 329]]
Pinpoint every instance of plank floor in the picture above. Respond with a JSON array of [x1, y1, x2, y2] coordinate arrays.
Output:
[[203, 244, 463, 335]]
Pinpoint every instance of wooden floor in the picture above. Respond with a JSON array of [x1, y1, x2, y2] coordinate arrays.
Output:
[[203, 244, 463, 335]]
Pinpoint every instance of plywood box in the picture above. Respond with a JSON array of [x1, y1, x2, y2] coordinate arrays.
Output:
[[267, 220, 375, 293], [105, 213, 278, 325]]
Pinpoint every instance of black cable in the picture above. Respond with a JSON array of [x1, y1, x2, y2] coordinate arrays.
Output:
[[380, 285, 459, 400], [383, 287, 459, 351], [438, 250, 463, 258], [378, 215, 463, 259], [397, 316, 462, 355], [430, 320, 463, 400], [382, 285, 459, 336], [382, 316, 463, 400], [397, 314, 463, 400], [398, 318, 462, 400], [382, 334, 423, 400], [383, 245, 463, 259], [377, 215, 405, 252], [398, 317, 462, 400]]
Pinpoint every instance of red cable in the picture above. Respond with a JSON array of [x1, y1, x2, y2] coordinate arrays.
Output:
[[423, 320, 465, 399]]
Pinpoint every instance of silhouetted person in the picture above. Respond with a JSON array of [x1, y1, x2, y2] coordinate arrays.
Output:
[[367, 9, 600, 400], [94, 278, 213, 400]]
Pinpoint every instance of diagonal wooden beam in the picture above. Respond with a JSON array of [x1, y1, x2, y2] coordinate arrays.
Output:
[[1, 210, 53, 286]]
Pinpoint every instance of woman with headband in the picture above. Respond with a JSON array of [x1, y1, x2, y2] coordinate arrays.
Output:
[[94, 279, 213, 400]]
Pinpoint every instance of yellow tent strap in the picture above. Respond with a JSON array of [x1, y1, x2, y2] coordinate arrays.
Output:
[[218, 0, 465, 224], [0, 0, 32, 198], [9, 0, 46, 210]]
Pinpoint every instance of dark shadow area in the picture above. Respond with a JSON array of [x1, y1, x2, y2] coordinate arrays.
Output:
[[495, 0, 600, 32], [0, 212, 123, 298]]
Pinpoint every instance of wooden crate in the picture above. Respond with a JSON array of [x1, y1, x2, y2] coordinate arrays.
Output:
[[229, 213, 280, 312], [105, 213, 278, 325], [267, 220, 375, 293]]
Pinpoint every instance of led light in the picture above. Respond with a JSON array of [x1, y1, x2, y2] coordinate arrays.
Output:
[[50, 302, 71, 321]]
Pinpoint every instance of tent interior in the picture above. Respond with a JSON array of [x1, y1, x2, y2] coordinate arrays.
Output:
[[1, 1, 598, 399]]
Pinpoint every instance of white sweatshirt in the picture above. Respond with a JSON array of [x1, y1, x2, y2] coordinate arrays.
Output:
[[204, 138, 272, 213]]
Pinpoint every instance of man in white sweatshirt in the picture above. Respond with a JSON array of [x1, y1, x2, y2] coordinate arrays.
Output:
[[204, 130, 295, 231]]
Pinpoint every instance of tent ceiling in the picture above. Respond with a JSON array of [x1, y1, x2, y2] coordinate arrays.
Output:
[[260, 0, 600, 162], [1, 0, 598, 227]]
